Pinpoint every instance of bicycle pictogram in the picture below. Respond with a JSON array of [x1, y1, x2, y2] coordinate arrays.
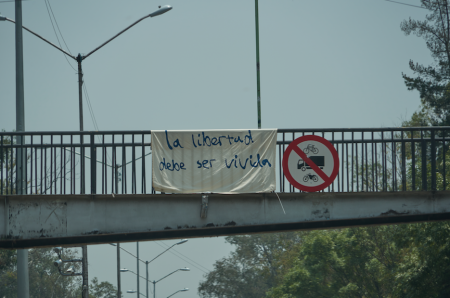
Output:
[[303, 144, 319, 154]]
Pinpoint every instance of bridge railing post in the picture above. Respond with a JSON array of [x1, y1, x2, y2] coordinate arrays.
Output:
[[421, 131, 427, 191], [90, 133, 97, 194], [431, 130, 436, 191]]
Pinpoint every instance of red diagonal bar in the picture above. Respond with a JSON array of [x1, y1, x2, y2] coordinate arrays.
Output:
[[292, 145, 331, 183]]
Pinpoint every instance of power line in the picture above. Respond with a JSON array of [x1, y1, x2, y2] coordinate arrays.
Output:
[[384, 0, 428, 9], [156, 241, 211, 273], [153, 241, 211, 274], [43, 0, 76, 71], [83, 82, 100, 131], [45, 0, 72, 55]]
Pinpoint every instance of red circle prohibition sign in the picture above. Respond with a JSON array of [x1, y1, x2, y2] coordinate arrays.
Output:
[[282, 135, 339, 192]]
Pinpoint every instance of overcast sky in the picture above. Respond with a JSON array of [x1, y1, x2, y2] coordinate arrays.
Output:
[[0, 0, 432, 296]]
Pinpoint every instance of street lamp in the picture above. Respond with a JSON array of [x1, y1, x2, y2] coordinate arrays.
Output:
[[122, 267, 190, 298], [0, 4, 173, 132], [113, 239, 188, 298], [150, 268, 190, 298], [167, 288, 188, 298]]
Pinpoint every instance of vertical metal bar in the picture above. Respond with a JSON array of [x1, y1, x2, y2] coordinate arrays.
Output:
[[40, 135, 43, 194], [90, 133, 97, 194], [402, 131, 406, 191], [63, 137, 66, 194], [341, 131, 344, 192], [50, 135, 53, 194], [101, 135, 105, 194], [412, 137, 416, 191], [278, 143, 282, 192], [1, 135, 3, 195], [14, 141, 18, 195], [59, 135, 64, 194], [444, 134, 447, 190], [421, 130, 427, 191], [282, 132, 285, 192], [132, 134, 136, 194], [360, 132, 363, 191], [44, 144, 47, 194], [34, 138, 37, 194], [371, 132, 375, 192], [382, 132, 386, 191], [375, 133, 378, 191], [5, 137, 10, 194], [332, 132, 335, 192], [30, 136, 33, 194], [60, 135, 63, 194], [431, 130, 436, 191], [292, 132, 295, 192], [142, 133, 146, 194], [112, 135, 117, 194], [365, 141, 368, 192], [122, 134, 126, 194], [81, 134, 85, 194], [24, 136, 28, 195], [54, 138, 57, 194], [104, 134, 107, 194], [392, 131, 396, 191], [351, 132, 354, 192], [1, 136, 3, 195], [70, 135, 74, 194], [346, 142, 349, 192]]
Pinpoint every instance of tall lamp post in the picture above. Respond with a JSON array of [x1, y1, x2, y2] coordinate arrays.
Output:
[[1, 6, 173, 298], [112, 239, 188, 298]]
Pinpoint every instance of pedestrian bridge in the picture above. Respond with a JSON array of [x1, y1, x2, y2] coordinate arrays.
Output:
[[1, 127, 450, 248]]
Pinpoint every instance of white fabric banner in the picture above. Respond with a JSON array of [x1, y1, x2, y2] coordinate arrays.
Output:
[[152, 129, 277, 194]]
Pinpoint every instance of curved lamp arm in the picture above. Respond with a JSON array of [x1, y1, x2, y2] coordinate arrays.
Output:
[[83, 5, 172, 60], [155, 268, 189, 284], [0, 17, 76, 60], [167, 288, 189, 298]]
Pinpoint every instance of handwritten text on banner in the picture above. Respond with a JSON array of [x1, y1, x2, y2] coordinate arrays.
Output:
[[152, 129, 277, 193]]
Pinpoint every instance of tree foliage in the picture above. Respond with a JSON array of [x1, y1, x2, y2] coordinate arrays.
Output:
[[401, 0, 450, 126], [0, 247, 119, 298], [198, 233, 302, 298]]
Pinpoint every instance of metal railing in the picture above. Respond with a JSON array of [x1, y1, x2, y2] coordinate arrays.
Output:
[[1, 127, 448, 195]]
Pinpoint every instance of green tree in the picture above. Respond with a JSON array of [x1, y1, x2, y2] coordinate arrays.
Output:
[[86, 277, 119, 298], [266, 227, 404, 298], [393, 222, 450, 298], [0, 247, 119, 298], [198, 233, 301, 298], [401, 0, 450, 126]]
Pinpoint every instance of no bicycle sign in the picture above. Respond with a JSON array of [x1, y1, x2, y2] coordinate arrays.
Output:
[[282, 135, 339, 192]]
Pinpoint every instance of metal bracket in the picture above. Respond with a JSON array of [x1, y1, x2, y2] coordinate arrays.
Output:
[[200, 195, 208, 218]]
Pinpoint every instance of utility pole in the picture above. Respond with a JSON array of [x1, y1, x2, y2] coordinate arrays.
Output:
[[15, 0, 29, 296], [82, 246, 89, 298], [117, 244, 121, 298], [137, 242, 140, 298], [255, 0, 261, 129]]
